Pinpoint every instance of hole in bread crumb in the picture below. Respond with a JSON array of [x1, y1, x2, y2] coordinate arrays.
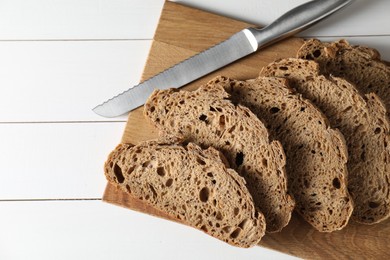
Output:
[[149, 106, 155, 112], [157, 167, 165, 177], [313, 49, 322, 58], [142, 161, 150, 167], [222, 226, 231, 233], [210, 106, 216, 112], [233, 207, 240, 216], [279, 66, 288, 71], [332, 178, 341, 189], [125, 184, 131, 193], [270, 107, 280, 114], [216, 211, 223, 221], [127, 166, 135, 175], [219, 115, 226, 126], [238, 219, 248, 229], [369, 201, 380, 208], [199, 187, 210, 202], [114, 164, 125, 183], [199, 114, 207, 122], [230, 228, 241, 239], [374, 127, 381, 134], [200, 225, 208, 232], [207, 172, 214, 178], [262, 158, 268, 167], [197, 157, 206, 165], [149, 184, 157, 199], [235, 152, 244, 166], [166, 178, 173, 187]]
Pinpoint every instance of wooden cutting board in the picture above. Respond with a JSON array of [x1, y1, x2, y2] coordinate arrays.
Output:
[[103, 2, 390, 258]]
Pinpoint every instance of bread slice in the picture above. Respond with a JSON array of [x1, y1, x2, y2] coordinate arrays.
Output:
[[207, 75, 353, 232], [260, 58, 390, 224], [105, 141, 265, 248], [144, 85, 295, 232], [297, 39, 390, 114]]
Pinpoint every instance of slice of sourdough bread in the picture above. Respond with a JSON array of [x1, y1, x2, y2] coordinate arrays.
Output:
[[208, 75, 353, 232], [105, 141, 265, 248], [144, 85, 295, 232], [297, 39, 390, 114], [260, 58, 390, 224]]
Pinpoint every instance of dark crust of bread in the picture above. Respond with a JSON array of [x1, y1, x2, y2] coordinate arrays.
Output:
[[144, 85, 295, 232], [260, 58, 390, 224], [209, 75, 353, 232], [105, 141, 265, 248]]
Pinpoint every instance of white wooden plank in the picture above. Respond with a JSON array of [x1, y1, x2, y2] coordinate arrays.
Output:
[[0, 36, 388, 123], [175, 0, 390, 37], [0, 0, 388, 41], [0, 41, 151, 122], [0, 0, 164, 40], [0, 122, 125, 199], [0, 200, 298, 260]]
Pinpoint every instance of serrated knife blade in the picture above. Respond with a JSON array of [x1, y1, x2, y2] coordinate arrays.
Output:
[[93, 0, 352, 118]]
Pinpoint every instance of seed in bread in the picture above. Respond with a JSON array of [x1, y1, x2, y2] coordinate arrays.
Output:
[[208, 75, 353, 232], [260, 58, 390, 224], [297, 39, 390, 114], [105, 141, 266, 248], [144, 85, 295, 232]]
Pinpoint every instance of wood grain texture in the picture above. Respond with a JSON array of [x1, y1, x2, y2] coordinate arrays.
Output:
[[103, 2, 390, 258]]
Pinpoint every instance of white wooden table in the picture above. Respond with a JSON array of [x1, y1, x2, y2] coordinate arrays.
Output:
[[0, 1, 389, 259]]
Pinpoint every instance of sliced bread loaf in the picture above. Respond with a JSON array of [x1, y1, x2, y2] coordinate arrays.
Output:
[[144, 85, 295, 232], [297, 39, 390, 114], [105, 141, 265, 248], [208, 75, 353, 232], [260, 58, 390, 224]]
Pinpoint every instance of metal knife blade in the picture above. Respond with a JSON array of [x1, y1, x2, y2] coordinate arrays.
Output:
[[93, 29, 257, 118], [93, 0, 353, 118]]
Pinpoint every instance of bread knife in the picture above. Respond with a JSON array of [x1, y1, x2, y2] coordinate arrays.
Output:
[[93, 0, 353, 118]]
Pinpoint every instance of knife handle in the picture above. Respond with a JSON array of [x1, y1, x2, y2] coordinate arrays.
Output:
[[248, 0, 353, 47]]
